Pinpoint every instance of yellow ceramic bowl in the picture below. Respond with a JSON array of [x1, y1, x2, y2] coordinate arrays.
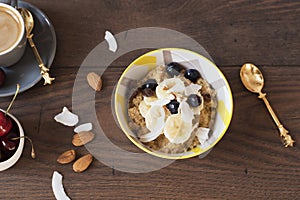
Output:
[[115, 48, 233, 159]]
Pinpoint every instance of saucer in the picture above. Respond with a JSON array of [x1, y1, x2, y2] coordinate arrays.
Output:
[[0, 1, 56, 97]]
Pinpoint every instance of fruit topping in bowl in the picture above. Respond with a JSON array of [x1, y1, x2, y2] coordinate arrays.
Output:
[[128, 62, 218, 154], [0, 111, 12, 137]]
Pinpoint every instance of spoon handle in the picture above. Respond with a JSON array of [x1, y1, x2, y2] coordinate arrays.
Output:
[[27, 34, 55, 85], [258, 92, 295, 147]]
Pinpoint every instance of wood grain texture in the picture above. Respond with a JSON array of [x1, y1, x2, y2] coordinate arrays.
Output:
[[0, 0, 300, 199], [25, 0, 300, 67]]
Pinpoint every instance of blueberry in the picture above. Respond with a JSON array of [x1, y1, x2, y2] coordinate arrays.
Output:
[[141, 79, 158, 97], [166, 62, 185, 77], [141, 79, 158, 91], [184, 69, 201, 83], [187, 94, 202, 107], [166, 100, 180, 114]]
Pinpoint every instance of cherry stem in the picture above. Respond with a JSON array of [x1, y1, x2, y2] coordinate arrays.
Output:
[[11, 135, 36, 159], [5, 84, 20, 116]]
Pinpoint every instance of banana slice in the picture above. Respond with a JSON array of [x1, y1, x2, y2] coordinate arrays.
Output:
[[156, 77, 185, 100], [139, 100, 151, 118], [140, 105, 165, 142], [164, 114, 193, 144]]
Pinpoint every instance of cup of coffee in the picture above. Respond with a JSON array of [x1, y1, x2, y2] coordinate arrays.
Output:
[[0, 3, 26, 67]]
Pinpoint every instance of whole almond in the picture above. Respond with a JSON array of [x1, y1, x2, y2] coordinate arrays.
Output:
[[73, 154, 93, 173], [87, 72, 102, 91], [72, 131, 95, 147], [57, 149, 76, 164]]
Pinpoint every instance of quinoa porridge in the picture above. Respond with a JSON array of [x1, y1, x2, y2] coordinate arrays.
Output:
[[128, 63, 217, 154]]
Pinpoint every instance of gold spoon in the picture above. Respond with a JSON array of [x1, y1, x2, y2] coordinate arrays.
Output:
[[18, 8, 55, 85], [240, 63, 295, 147]]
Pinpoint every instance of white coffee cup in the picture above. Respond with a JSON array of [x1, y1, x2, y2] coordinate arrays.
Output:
[[0, 3, 26, 67]]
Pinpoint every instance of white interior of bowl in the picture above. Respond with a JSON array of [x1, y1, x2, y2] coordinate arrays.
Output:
[[0, 109, 24, 171], [115, 48, 233, 159]]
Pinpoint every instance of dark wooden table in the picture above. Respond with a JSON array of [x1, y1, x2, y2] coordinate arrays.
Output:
[[1, 0, 300, 199]]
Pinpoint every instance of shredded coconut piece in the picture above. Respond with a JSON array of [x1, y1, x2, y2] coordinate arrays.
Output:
[[141, 105, 165, 142], [74, 123, 93, 133], [185, 83, 202, 96], [195, 127, 210, 144], [104, 31, 117, 52], [54, 107, 79, 127], [52, 171, 71, 200], [180, 101, 194, 123]]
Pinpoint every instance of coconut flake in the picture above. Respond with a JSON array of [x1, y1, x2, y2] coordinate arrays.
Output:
[[141, 105, 165, 142], [185, 83, 202, 96], [180, 101, 194, 123], [143, 96, 158, 105], [156, 78, 185, 100], [54, 107, 79, 126], [74, 123, 93, 133], [104, 31, 117, 52], [152, 98, 170, 106], [195, 127, 210, 144], [165, 78, 185, 93], [140, 128, 163, 143], [52, 171, 71, 200], [143, 96, 170, 106], [139, 101, 150, 118]]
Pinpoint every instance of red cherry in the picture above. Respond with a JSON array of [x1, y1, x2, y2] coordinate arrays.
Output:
[[0, 112, 12, 137], [0, 136, 16, 151], [0, 84, 19, 137]]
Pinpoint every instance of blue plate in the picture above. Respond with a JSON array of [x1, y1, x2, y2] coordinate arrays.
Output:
[[0, 1, 56, 97]]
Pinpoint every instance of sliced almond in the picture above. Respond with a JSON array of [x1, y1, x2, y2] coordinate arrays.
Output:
[[72, 131, 95, 147], [73, 154, 93, 173], [57, 149, 76, 164], [87, 72, 102, 91]]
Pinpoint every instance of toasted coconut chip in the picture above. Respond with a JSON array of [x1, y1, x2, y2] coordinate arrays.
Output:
[[185, 83, 202, 96], [180, 101, 194, 123], [54, 107, 79, 127], [104, 31, 117, 52], [141, 106, 165, 142], [74, 123, 93, 133], [151, 98, 170, 106], [143, 96, 158, 105], [52, 171, 71, 200], [195, 127, 210, 144], [156, 77, 185, 100], [139, 101, 150, 118]]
